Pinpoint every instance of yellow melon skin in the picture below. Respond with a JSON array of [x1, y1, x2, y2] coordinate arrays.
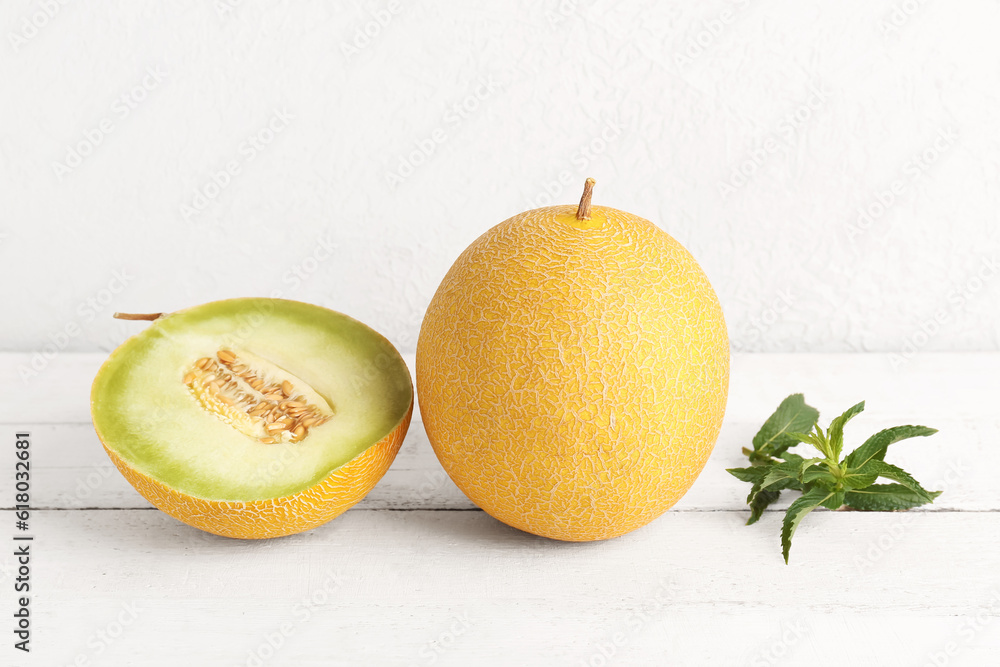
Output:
[[99, 404, 411, 539], [416, 204, 729, 541]]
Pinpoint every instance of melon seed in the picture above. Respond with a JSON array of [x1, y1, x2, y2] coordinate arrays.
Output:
[[183, 348, 335, 445]]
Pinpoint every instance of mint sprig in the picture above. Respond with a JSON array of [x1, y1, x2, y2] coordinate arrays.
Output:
[[728, 395, 940, 563]]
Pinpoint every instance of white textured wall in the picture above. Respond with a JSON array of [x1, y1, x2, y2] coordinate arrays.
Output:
[[2, 0, 998, 358]]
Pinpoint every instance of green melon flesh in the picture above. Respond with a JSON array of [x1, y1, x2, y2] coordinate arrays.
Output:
[[91, 298, 412, 501]]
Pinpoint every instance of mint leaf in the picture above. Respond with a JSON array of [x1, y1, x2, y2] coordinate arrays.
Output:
[[788, 428, 831, 459], [727, 466, 770, 484], [761, 460, 805, 490], [781, 451, 805, 465], [741, 464, 804, 525], [731, 465, 779, 525], [841, 467, 878, 490], [751, 394, 819, 461], [844, 425, 938, 470], [854, 460, 936, 503], [819, 489, 846, 510], [845, 484, 942, 511], [747, 483, 786, 525], [781, 487, 831, 563], [733, 396, 939, 563], [827, 401, 865, 460], [802, 464, 836, 488]]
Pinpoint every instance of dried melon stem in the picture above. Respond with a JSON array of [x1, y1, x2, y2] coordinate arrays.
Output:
[[183, 349, 334, 445], [576, 177, 596, 220], [114, 312, 164, 321]]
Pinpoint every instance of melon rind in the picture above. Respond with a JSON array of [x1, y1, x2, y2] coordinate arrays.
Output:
[[91, 297, 413, 539], [416, 204, 730, 541], [98, 404, 411, 539]]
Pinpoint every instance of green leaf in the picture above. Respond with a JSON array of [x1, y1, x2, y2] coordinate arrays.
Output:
[[744, 463, 808, 525], [747, 481, 790, 525], [727, 466, 770, 484], [819, 489, 846, 510], [841, 467, 879, 490], [736, 397, 940, 563], [845, 484, 942, 511], [733, 464, 780, 526], [748, 489, 781, 525], [827, 401, 865, 460], [801, 464, 836, 488], [751, 394, 820, 461], [788, 428, 831, 459], [781, 487, 832, 563], [855, 460, 936, 503], [844, 425, 938, 470], [761, 460, 805, 490]]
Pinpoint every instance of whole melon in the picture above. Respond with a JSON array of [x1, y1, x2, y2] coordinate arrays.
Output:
[[416, 180, 729, 541]]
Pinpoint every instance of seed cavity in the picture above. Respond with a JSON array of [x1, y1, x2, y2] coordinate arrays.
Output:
[[183, 349, 333, 444]]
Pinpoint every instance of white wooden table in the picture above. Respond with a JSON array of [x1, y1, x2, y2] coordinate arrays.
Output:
[[2, 352, 998, 666]]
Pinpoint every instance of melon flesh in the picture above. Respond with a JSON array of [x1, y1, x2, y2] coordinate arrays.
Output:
[[92, 298, 412, 502]]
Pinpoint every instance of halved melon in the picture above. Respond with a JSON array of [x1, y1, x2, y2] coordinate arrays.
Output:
[[91, 298, 413, 539]]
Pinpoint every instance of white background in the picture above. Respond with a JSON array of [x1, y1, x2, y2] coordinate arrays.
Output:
[[3, 4, 1000, 666], [2, 0, 998, 356]]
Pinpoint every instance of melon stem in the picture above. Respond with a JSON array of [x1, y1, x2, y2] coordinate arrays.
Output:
[[113, 312, 164, 321], [576, 178, 596, 220]]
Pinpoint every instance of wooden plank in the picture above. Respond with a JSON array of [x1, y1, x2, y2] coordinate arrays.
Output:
[[1, 352, 104, 424], [2, 414, 995, 512], [28, 601, 1000, 667], [1, 352, 997, 511], [7, 509, 1000, 666], [4, 353, 999, 665]]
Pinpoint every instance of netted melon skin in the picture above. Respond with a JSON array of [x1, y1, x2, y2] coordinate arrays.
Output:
[[417, 205, 729, 542], [99, 404, 411, 539]]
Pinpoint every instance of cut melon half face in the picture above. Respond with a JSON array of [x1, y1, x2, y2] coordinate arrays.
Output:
[[91, 298, 413, 539]]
